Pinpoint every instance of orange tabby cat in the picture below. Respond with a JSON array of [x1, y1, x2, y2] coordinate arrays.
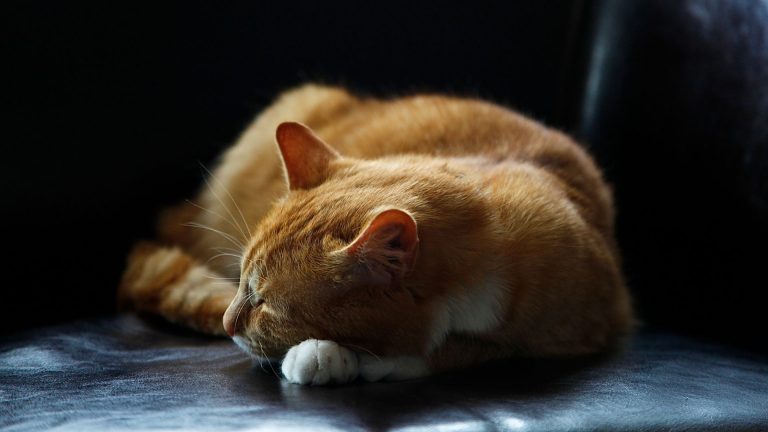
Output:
[[119, 84, 633, 385]]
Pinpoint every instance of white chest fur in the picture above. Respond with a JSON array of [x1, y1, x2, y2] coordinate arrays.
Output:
[[428, 272, 508, 350]]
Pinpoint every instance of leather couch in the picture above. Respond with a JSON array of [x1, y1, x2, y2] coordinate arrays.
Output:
[[3, 316, 766, 431], [2, 1, 767, 430]]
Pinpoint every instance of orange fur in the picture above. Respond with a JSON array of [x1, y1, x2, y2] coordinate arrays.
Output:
[[119, 84, 633, 375]]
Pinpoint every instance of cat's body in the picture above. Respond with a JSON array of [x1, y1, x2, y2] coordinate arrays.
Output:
[[119, 84, 633, 385]]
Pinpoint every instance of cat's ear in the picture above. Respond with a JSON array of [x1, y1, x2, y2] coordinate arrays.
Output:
[[275, 122, 340, 190], [343, 209, 419, 288]]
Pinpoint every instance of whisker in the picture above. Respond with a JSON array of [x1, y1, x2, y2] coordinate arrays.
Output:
[[212, 246, 245, 255], [201, 174, 250, 244], [203, 269, 240, 278], [232, 291, 257, 337], [183, 222, 245, 250], [204, 274, 241, 281], [211, 246, 260, 269], [205, 252, 244, 266], [186, 199, 251, 245], [210, 281, 239, 287], [342, 343, 382, 362], [257, 338, 280, 378], [253, 344, 270, 374], [199, 163, 253, 239]]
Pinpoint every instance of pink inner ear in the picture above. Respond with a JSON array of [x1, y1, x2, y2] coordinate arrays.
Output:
[[347, 209, 419, 276], [275, 122, 339, 190]]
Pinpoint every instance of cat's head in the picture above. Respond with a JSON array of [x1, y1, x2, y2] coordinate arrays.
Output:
[[222, 122, 431, 360]]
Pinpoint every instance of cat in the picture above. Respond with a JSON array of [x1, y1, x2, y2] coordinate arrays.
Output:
[[118, 84, 633, 385]]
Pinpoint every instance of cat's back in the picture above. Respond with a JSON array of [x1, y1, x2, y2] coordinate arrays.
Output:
[[234, 84, 595, 173], [312, 88, 562, 161], [305, 86, 614, 239], [184, 84, 614, 272]]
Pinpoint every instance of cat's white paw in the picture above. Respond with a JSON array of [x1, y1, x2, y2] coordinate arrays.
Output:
[[281, 339, 359, 385], [358, 354, 430, 382]]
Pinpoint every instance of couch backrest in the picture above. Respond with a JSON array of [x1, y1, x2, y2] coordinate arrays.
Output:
[[576, 0, 768, 351]]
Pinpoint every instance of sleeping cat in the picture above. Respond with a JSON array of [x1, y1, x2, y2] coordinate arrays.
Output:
[[118, 84, 633, 385]]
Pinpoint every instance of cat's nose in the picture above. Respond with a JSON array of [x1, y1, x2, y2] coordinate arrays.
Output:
[[223, 313, 236, 337], [222, 295, 249, 337]]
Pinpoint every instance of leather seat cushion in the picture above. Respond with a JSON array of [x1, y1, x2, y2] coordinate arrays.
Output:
[[2, 315, 767, 431]]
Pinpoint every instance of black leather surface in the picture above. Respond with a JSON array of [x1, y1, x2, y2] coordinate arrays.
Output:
[[2, 315, 767, 431]]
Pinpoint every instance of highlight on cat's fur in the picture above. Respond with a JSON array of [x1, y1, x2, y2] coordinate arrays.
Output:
[[118, 84, 633, 385]]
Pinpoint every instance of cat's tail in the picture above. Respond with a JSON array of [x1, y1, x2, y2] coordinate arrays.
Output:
[[117, 242, 237, 336]]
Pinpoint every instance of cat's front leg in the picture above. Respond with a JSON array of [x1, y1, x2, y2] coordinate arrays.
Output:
[[357, 354, 430, 382], [281, 339, 431, 385]]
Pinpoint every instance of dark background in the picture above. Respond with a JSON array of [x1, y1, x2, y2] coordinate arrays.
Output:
[[3, 1, 766, 353]]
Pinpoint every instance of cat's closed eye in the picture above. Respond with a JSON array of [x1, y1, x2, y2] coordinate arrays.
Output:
[[246, 276, 265, 307]]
